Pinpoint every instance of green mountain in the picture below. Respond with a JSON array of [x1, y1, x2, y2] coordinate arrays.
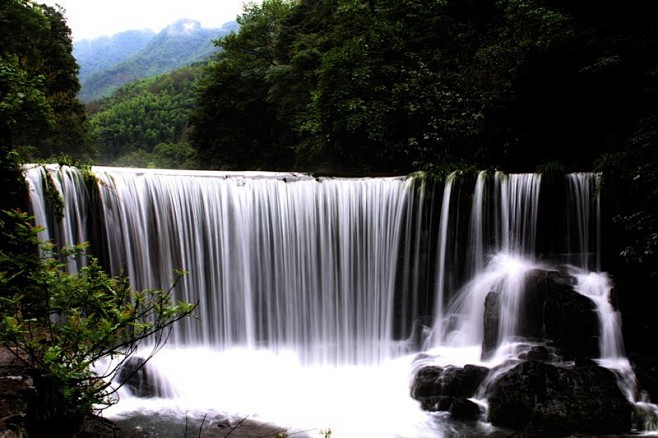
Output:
[[76, 19, 237, 102], [88, 63, 205, 168], [73, 29, 156, 86]]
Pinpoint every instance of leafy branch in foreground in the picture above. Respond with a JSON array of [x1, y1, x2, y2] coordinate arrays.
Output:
[[0, 209, 196, 435]]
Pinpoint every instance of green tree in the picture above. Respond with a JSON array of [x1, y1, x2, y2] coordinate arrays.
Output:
[[89, 65, 202, 167], [0, 0, 95, 161], [0, 209, 196, 435], [190, 0, 296, 170], [152, 141, 198, 169]]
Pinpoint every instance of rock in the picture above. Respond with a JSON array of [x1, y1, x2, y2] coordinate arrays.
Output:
[[449, 397, 483, 421], [417, 395, 453, 412], [487, 360, 633, 435], [518, 345, 554, 362], [414, 393, 483, 421], [482, 291, 501, 360], [441, 364, 490, 398], [411, 363, 489, 421], [537, 274, 600, 361], [74, 415, 120, 437], [482, 269, 600, 360], [0, 376, 31, 438], [409, 365, 443, 399], [410, 364, 489, 401], [116, 357, 164, 398]]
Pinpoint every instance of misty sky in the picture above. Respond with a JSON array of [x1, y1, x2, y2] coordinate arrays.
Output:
[[39, 0, 255, 41]]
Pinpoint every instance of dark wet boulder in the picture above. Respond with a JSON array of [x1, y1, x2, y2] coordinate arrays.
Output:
[[117, 356, 164, 398], [409, 365, 443, 399], [518, 345, 556, 362], [449, 397, 483, 421], [410, 364, 488, 421], [482, 269, 600, 360], [487, 360, 633, 435], [410, 364, 489, 400], [482, 290, 501, 361], [532, 271, 600, 361], [441, 364, 490, 398], [413, 394, 483, 421], [416, 395, 453, 412]]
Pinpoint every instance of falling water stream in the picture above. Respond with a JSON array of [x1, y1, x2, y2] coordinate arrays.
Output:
[[25, 165, 657, 437]]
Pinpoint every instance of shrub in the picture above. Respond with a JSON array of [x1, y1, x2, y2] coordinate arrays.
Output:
[[0, 210, 196, 434]]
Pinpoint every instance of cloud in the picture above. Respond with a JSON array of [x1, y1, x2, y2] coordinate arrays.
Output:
[[40, 0, 251, 40]]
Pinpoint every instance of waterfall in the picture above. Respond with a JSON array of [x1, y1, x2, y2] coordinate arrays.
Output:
[[429, 172, 455, 345], [566, 173, 602, 271], [29, 166, 413, 366], [429, 172, 543, 350], [572, 270, 624, 360], [25, 164, 92, 271], [25, 165, 654, 437]]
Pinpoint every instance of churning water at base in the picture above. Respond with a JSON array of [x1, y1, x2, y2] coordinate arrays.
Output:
[[102, 349, 444, 438], [25, 166, 657, 436]]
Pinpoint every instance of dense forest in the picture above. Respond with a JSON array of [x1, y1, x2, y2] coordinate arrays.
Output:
[[1, 0, 658, 431], [190, 0, 658, 174], [0, 0, 95, 162], [88, 64, 202, 168]]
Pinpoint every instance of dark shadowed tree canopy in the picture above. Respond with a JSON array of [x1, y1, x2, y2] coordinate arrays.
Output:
[[0, 0, 94, 160], [189, 0, 296, 171], [190, 0, 658, 176]]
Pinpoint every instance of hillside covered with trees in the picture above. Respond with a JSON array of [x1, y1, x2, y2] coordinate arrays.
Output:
[[74, 29, 156, 86], [88, 64, 202, 168], [190, 0, 658, 176]]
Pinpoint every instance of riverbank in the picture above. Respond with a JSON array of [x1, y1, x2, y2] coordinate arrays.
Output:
[[0, 352, 302, 438]]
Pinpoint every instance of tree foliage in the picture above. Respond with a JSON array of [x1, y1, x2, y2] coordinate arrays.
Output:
[[0, 0, 94, 160], [88, 65, 202, 168], [0, 210, 196, 434], [190, 0, 297, 170], [189, 0, 658, 175]]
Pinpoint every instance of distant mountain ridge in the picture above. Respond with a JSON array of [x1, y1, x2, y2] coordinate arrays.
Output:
[[74, 29, 156, 86], [74, 19, 238, 102]]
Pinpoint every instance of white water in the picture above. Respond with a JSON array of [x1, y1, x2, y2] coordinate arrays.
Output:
[[92, 167, 411, 364], [430, 172, 542, 351], [430, 172, 455, 345], [26, 165, 656, 436]]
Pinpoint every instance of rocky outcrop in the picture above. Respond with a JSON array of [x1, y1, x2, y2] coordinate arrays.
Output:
[[116, 357, 164, 398], [410, 363, 489, 420], [0, 376, 31, 437], [487, 360, 633, 435], [629, 352, 658, 404], [482, 269, 600, 360]]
